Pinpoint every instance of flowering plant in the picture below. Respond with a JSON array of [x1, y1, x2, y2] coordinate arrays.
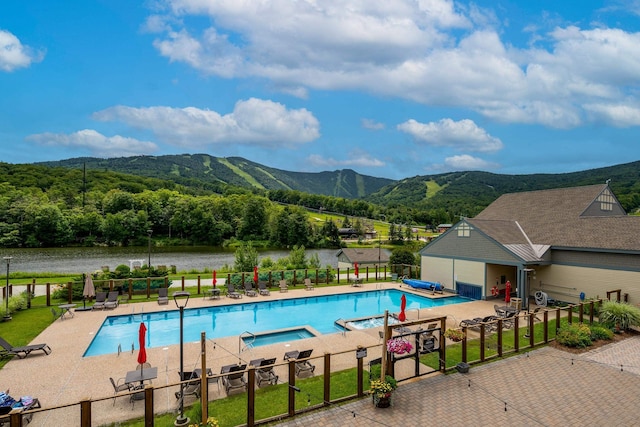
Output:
[[370, 375, 398, 398], [386, 338, 413, 355], [444, 328, 465, 342], [188, 417, 219, 427]]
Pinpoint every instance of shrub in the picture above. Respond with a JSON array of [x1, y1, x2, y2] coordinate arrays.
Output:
[[590, 325, 614, 341], [598, 301, 640, 331], [556, 323, 592, 348]]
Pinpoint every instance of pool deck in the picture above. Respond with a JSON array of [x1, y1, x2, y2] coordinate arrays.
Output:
[[0, 282, 571, 425]]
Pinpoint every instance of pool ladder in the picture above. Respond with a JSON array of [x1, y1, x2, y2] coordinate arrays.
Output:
[[334, 318, 347, 337], [239, 331, 256, 354]]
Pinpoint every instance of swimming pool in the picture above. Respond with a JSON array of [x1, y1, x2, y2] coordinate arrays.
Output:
[[84, 289, 471, 357]]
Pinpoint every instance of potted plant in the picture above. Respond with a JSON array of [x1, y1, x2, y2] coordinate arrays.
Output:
[[444, 328, 465, 342], [370, 375, 397, 407], [386, 338, 413, 355]]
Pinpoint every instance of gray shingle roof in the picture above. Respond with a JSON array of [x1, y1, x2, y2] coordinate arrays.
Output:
[[336, 248, 390, 263], [470, 184, 640, 252]]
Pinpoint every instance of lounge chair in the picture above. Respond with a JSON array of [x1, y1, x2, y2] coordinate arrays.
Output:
[[157, 287, 169, 305], [0, 337, 51, 359], [92, 292, 108, 310], [304, 278, 314, 291], [226, 283, 242, 299], [243, 281, 258, 297], [279, 280, 288, 293], [258, 281, 270, 296], [175, 371, 200, 400], [104, 291, 120, 309], [256, 357, 278, 387], [459, 315, 498, 332], [222, 364, 247, 395], [391, 273, 399, 282], [284, 349, 315, 378]]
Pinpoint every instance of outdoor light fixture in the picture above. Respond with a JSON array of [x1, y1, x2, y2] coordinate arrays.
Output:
[[147, 229, 153, 271], [3, 257, 11, 321], [173, 291, 190, 426]]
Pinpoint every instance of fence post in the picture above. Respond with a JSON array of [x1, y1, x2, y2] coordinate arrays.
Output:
[[146, 277, 151, 299], [247, 367, 255, 426], [46, 283, 50, 306], [67, 282, 73, 304], [589, 300, 595, 324], [461, 328, 467, 362], [323, 353, 331, 405], [144, 387, 154, 427], [201, 332, 208, 423], [288, 361, 296, 416], [356, 348, 364, 397], [497, 320, 503, 357], [543, 310, 549, 343], [128, 279, 133, 300], [513, 316, 520, 352], [197, 275, 201, 295], [479, 325, 485, 361], [80, 399, 91, 427], [579, 302, 584, 323], [181, 276, 185, 291]]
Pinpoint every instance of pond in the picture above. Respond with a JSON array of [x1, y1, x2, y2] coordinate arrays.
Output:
[[0, 247, 340, 274]]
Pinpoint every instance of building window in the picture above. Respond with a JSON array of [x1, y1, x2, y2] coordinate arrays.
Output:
[[597, 190, 614, 211], [457, 223, 471, 237]]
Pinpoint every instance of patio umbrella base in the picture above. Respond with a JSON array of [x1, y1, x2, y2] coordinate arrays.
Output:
[[174, 416, 190, 426]]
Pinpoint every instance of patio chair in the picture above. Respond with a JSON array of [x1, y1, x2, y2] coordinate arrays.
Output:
[[529, 307, 542, 322], [157, 287, 169, 305], [226, 283, 242, 299], [222, 364, 248, 395], [258, 281, 270, 296], [104, 291, 120, 309], [256, 357, 278, 387], [109, 377, 133, 406], [50, 307, 63, 321], [243, 281, 258, 297], [279, 280, 288, 293], [92, 292, 108, 310], [501, 310, 517, 329], [136, 362, 153, 385], [0, 337, 51, 359], [459, 316, 498, 333], [304, 278, 314, 291]]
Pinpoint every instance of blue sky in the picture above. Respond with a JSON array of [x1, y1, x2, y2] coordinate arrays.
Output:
[[2, 1, 640, 180]]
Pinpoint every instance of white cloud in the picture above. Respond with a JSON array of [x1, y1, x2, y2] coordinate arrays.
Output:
[[397, 118, 503, 152], [0, 30, 43, 72], [26, 130, 158, 157], [147, 1, 640, 129], [583, 102, 640, 127], [362, 119, 385, 130], [443, 154, 498, 170], [307, 153, 385, 169], [93, 98, 320, 147]]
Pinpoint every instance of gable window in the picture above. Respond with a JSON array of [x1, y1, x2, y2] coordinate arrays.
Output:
[[457, 223, 471, 237], [597, 189, 615, 211]]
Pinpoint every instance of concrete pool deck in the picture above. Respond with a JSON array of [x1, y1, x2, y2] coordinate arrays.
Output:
[[1, 282, 528, 425]]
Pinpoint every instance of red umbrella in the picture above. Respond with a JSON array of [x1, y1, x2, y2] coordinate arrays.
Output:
[[137, 322, 147, 368], [212, 270, 217, 288], [354, 262, 359, 277], [505, 280, 511, 303], [253, 266, 259, 284], [399, 294, 407, 321]]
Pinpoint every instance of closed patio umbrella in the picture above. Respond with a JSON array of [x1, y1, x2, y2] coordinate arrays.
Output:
[[82, 274, 95, 309], [213, 270, 217, 288], [399, 294, 407, 321], [354, 262, 359, 278], [253, 266, 259, 284], [505, 280, 511, 303]]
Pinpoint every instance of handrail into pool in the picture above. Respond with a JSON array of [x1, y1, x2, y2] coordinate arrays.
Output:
[[334, 318, 346, 336], [239, 331, 256, 354]]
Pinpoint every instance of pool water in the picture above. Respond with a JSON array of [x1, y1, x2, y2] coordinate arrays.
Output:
[[244, 328, 316, 348], [84, 289, 471, 357]]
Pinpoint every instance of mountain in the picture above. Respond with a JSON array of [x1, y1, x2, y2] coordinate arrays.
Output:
[[366, 161, 640, 214], [38, 154, 394, 199]]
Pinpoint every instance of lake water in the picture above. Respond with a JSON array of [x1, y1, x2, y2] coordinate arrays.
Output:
[[0, 247, 339, 274]]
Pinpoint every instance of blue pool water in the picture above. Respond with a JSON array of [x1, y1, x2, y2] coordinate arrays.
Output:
[[246, 329, 315, 348], [84, 290, 471, 357]]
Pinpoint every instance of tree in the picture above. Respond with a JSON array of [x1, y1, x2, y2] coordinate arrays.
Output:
[[389, 248, 417, 271], [234, 241, 259, 273]]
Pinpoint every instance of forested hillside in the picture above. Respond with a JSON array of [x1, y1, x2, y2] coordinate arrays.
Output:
[[38, 154, 393, 199]]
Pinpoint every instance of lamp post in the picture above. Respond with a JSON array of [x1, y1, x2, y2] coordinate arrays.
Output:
[[173, 291, 190, 426], [147, 229, 153, 271], [3, 257, 11, 321]]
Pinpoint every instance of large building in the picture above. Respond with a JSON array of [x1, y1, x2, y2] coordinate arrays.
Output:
[[419, 184, 640, 309]]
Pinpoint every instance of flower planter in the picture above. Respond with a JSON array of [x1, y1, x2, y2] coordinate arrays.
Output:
[[455, 362, 470, 373], [373, 395, 392, 408]]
